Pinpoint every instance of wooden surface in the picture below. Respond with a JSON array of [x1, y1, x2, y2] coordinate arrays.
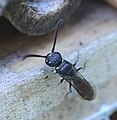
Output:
[[105, 0, 117, 8], [0, 0, 117, 120]]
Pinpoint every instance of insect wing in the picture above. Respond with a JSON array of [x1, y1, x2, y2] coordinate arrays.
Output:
[[72, 74, 95, 100]]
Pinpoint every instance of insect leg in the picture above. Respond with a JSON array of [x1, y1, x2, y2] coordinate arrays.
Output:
[[73, 62, 77, 67], [76, 67, 83, 71], [73, 50, 79, 67], [76, 59, 88, 71], [65, 82, 72, 98], [68, 82, 72, 93], [56, 78, 64, 86], [60, 78, 64, 83]]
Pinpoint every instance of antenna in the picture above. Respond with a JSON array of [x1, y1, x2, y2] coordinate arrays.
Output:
[[51, 19, 63, 52], [23, 19, 63, 60], [23, 54, 46, 60]]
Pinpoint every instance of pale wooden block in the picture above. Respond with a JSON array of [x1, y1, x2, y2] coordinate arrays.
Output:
[[105, 0, 117, 8]]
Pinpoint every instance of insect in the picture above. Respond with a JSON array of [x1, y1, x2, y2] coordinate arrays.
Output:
[[24, 19, 96, 101]]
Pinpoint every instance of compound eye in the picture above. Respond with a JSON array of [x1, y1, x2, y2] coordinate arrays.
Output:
[[45, 57, 51, 65]]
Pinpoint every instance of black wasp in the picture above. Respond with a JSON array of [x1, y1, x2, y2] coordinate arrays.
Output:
[[24, 19, 96, 101]]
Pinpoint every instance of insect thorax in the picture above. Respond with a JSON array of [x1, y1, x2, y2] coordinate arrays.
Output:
[[55, 60, 76, 79]]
